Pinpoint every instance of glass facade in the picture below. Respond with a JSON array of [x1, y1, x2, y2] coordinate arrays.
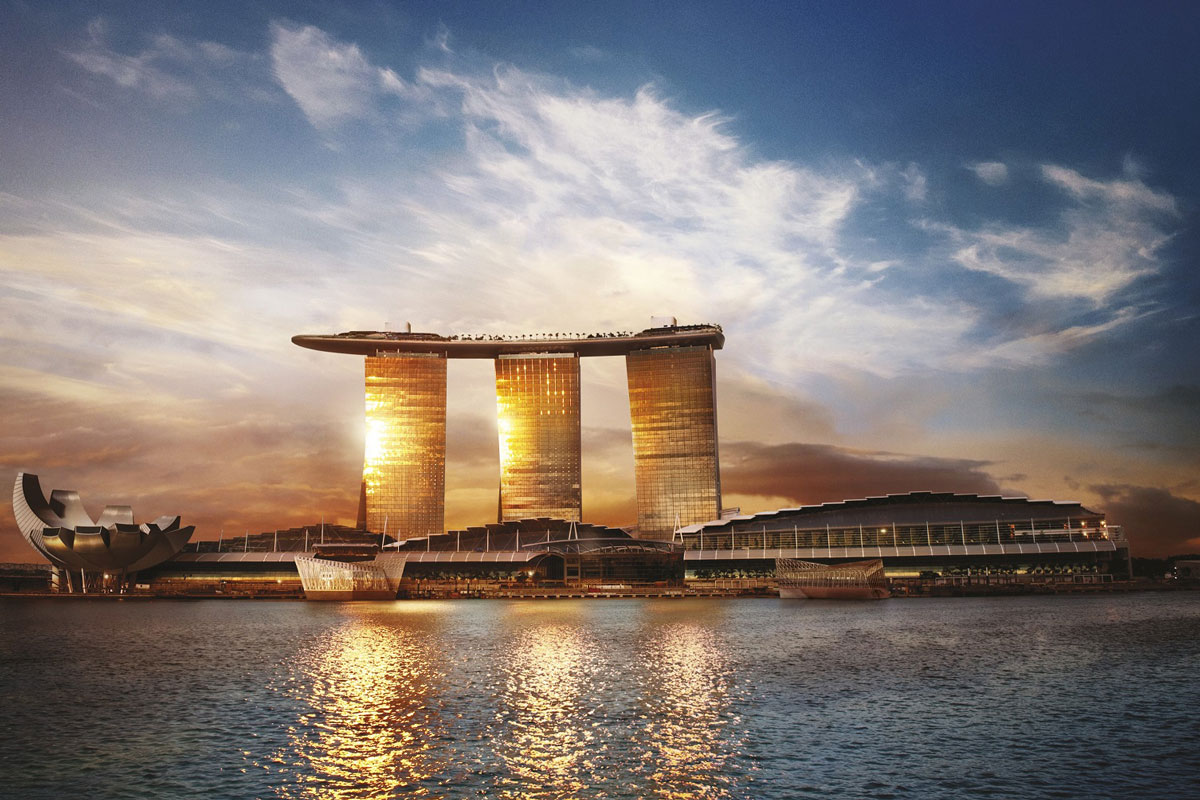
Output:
[[627, 346, 722, 540], [680, 515, 1112, 551], [495, 353, 582, 522], [363, 353, 446, 538]]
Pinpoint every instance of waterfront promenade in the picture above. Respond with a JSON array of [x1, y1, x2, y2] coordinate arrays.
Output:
[[1, 576, 1191, 600]]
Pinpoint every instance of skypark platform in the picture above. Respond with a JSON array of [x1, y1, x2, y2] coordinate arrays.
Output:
[[291, 324, 724, 357]]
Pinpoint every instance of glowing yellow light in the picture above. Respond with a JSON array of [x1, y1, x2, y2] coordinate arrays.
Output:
[[497, 417, 513, 468], [639, 624, 731, 791], [363, 418, 386, 474], [494, 626, 591, 792], [276, 620, 445, 796]]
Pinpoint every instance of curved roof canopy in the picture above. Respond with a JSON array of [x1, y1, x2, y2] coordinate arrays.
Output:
[[519, 537, 679, 555], [292, 324, 724, 358], [12, 472, 194, 573], [680, 491, 1105, 533]]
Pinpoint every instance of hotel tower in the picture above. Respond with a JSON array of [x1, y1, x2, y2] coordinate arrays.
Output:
[[495, 353, 582, 522], [626, 345, 721, 539], [362, 353, 446, 538]]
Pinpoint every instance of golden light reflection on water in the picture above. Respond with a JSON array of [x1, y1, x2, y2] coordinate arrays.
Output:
[[637, 622, 735, 799], [492, 623, 597, 799], [272, 614, 446, 800]]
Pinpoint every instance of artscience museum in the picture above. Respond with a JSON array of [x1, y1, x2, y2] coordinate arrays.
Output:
[[12, 472, 193, 592]]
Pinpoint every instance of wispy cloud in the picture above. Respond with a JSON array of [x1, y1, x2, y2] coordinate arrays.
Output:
[[568, 45, 608, 62], [1042, 163, 1176, 213], [961, 307, 1145, 368], [42, 20, 1186, 385], [262, 42, 983, 377], [66, 17, 268, 102], [269, 21, 427, 129], [51, 20, 1184, 384], [966, 161, 1008, 185], [900, 163, 928, 202], [943, 164, 1178, 306]]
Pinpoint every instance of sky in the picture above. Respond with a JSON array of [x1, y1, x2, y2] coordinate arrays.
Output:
[[2, 0, 1198, 560]]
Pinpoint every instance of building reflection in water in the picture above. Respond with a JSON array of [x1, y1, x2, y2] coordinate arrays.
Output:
[[491, 622, 599, 798], [272, 610, 447, 799], [635, 618, 737, 799]]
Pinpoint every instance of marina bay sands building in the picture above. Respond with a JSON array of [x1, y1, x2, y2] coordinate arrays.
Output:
[[293, 322, 724, 540]]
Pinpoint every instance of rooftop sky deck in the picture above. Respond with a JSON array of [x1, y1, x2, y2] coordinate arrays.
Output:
[[292, 324, 724, 357]]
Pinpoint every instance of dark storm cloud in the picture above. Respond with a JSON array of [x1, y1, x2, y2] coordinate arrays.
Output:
[[0, 385, 362, 562], [1064, 385, 1200, 463], [1091, 484, 1200, 557], [721, 441, 1003, 506]]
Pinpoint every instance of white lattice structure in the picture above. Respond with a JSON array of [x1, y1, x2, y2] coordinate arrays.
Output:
[[775, 558, 890, 600]]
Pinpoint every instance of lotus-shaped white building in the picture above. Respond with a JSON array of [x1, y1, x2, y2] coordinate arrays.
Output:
[[12, 473, 193, 586]]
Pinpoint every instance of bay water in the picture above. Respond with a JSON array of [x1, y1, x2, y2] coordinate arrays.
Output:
[[1, 594, 1197, 798]]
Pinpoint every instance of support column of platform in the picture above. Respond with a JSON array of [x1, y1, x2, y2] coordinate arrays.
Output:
[[495, 353, 582, 522], [364, 353, 447, 539], [626, 346, 722, 540]]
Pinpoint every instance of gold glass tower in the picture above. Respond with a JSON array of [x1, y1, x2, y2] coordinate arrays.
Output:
[[626, 345, 721, 539], [363, 353, 446, 538], [495, 353, 582, 522]]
